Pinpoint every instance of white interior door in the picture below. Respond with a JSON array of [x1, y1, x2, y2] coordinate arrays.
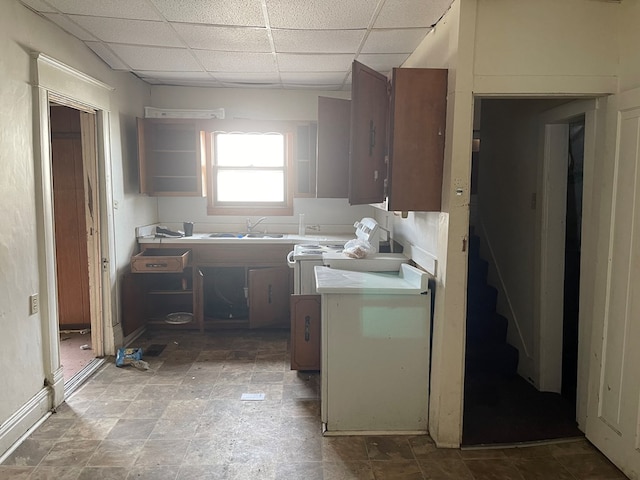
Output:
[[586, 102, 640, 479]]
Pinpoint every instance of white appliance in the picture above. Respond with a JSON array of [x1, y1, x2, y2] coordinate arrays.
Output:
[[287, 243, 344, 294], [287, 217, 406, 294], [315, 264, 431, 435]]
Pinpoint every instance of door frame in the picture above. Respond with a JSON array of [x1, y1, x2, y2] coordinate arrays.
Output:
[[536, 98, 599, 429], [32, 52, 116, 406]]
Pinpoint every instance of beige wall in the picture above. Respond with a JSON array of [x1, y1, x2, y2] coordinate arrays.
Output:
[[619, 0, 640, 92], [473, 0, 619, 95], [0, 0, 153, 450]]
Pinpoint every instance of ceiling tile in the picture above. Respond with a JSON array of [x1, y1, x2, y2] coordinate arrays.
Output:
[[280, 71, 348, 85], [173, 24, 271, 52], [375, 0, 453, 28], [85, 42, 131, 70], [362, 28, 430, 54], [136, 70, 215, 81], [194, 50, 277, 73], [277, 54, 353, 73], [356, 53, 411, 73], [272, 29, 364, 54], [70, 16, 183, 47], [266, 0, 378, 29], [45, 0, 162, 20], [108, 44, 203, 71], [211, 72, 281, 83], [150, 0, 265, 27], [19, 0, 56, 13], [220, 82, 282, 89], [43, 13, 98, 41]]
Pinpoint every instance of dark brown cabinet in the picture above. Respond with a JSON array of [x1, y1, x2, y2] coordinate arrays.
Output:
[[349, 61, 389, 205], [290, 295, 321, 370], [349, 61, 448, 211], [316, 96, 350, 198], [137, 118, 207, 196]]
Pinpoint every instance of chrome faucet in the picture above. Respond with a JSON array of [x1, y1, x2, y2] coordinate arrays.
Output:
[[246, 216, 267, 233]]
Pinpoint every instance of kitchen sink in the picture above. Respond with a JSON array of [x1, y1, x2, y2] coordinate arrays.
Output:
[[208, 232, 243, 238], [243, 233, 285, 238], [208, 232, 285, 239]]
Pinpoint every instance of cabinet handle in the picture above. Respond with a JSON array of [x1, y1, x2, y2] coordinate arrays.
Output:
[[145, 263, 167, 268], [304, 316, 311, 342], [369, 120, 376, 156], [268, 284, 272, 304]]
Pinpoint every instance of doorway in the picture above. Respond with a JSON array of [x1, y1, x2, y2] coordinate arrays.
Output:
[[49, 104, 102, 390], [463, 99, 592, 446]]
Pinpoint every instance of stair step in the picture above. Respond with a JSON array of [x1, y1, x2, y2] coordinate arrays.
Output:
[[467, 258, 489, 288], [467, 313, 508, 345], [469, 234, 481, 259], [466, 343, 519, 377], [467, 284, 498, 314]]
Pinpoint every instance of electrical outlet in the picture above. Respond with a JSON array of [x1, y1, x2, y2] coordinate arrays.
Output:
[[29, 294, 39, 315]]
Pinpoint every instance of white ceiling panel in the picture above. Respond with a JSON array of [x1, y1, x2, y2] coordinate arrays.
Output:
[[280, 71, 348, 85], [356, 53, 411, 73], [70, 16, 183, 47], [43, 13, 98, 41], [375, 0, 453, 28], [85, 42, 131, 70], [362, 28, 430, 54], [108, 44, 203, 71], [20, 0, 454, 89], [45, 0, 162, 20], [173, 24, 271, 52], [194, 50, 277, 73], [20, 0, 56, 13], [212, 72, 281, 83], [272, 29, 365, 54], [277, 54, 353, 73], [266, 0, 378, 29], [150, 0, 265, 27]]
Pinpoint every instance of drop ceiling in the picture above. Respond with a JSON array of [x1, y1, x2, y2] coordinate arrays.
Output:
[[20, 0, 453, 90]]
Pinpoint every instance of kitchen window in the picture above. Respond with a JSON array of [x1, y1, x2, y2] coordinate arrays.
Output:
[[207, 120, 294, 215]]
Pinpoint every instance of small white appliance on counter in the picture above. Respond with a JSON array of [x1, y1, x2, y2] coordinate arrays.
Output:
[[286, 217, 408, 294], [315, 263, 431, 435]]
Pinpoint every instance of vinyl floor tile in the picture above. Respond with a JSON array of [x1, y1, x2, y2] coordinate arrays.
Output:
[[2, 330, 630, 480]]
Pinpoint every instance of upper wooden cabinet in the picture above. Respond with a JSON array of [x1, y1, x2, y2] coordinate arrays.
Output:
[[349, 61, 389, 205], [316, 96, 350, 198], [349, 61, 448, 211], [137, 118, 207, 196]]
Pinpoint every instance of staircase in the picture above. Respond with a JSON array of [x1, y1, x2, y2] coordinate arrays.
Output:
[[465, 229, 519, 401]]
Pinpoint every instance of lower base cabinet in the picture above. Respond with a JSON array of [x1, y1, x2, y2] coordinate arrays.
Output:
[[290, 295, 321, 370]]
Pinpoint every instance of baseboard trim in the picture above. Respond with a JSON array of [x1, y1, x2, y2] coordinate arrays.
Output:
[[0, 387, 51, 460], [64, 357, 106, 398]]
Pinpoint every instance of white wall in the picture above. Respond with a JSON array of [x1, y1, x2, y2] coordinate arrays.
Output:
[[619, 0, 640, 92], [473, 0, 619, 95], [0, 0, 154, 451], [149, 86, 371, 232]]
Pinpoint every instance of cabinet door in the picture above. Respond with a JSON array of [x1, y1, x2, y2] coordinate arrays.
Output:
[[388, 68, 447, 211], [121, 273, 147, 337], [137, 118, 207, 196], [248, 266, 290, 328], [349, 61, 389, 205], [290, 295, 321, 370], [317, 96, 350, 198]]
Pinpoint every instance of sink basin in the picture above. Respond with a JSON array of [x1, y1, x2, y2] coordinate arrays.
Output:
[[243, 233, 285, 238], [209, 232, 243, 238], [208, 232, 285, 239]]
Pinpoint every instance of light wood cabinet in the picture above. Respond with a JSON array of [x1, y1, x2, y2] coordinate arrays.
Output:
[[316, 96, 350, 198], [137, 118, 207, 196], [290, 295, 321, 370], [349, 61, 448, 211]]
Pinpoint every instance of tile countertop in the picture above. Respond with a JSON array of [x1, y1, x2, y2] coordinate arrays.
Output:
[[314, 264, 429, 295], [137, 233, 354, 245]]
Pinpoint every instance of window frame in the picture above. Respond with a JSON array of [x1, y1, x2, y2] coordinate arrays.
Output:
[[206, 119, 295, 216]]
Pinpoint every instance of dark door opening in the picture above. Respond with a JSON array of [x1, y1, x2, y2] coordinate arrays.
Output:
[[561, 120, 585, 404]]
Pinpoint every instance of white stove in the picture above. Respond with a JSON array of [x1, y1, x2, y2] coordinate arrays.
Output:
[[288, 243, 344, 294], [291, 243, 344, 261]]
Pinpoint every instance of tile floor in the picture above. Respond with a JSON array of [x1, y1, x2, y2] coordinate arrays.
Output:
[[1, 329, 628, 480]]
